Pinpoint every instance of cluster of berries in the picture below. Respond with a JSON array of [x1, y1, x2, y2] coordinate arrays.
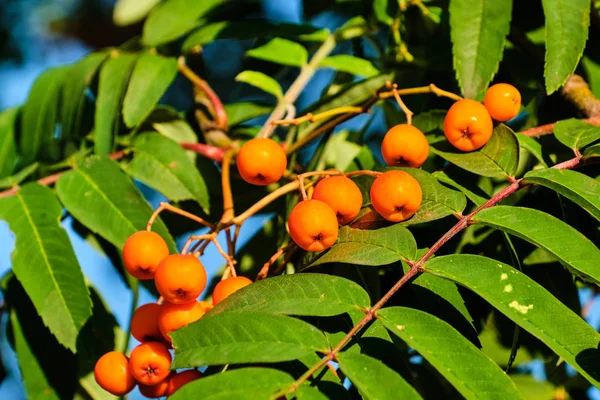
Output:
[[94, 231, 252, 397], [236, 83, 524, 255]]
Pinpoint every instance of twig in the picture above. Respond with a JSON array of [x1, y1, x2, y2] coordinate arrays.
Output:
[[389, 82, 414, 125], [180, 142, 226, 162], [146, 202, 215, 231], [257, 243, 296, 280], [178, 56, 228, 131], [219, 149, 236, 225], [379, 83, 462, 101], [258, 35, 337, 138], [279, 155, 582, 396], [181, 234, 215, 254], [272, 107, 364, 126]]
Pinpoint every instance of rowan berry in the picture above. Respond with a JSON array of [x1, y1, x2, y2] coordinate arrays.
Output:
[[123, 231, 170, 280], [158, 300, 212, 342], [130, 303, 162, 343], [312, 176, 363, 225], [381, 124, 429, 168], [443, 99, 493, 152], [212, 276, 253, 306], [166, 370, 203, 396], [154, 254, 207, 304], [483, 83, 521, 122], [129, 342, 172, 386], [288, 199, 339, 252], [138, 373, 172, 398], [94, 351, 137, 396], [236, 138, 287, 186], [370, 170, 422, 222]]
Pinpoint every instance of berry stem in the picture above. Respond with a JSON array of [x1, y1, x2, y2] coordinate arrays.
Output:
[[146, 202, 215, 232], [258, 35, 337, 138], [379, 83, 462, 101], [219, 148, 236, 225], [389, 81, 414, 125], [256, 243, 296, 280], [181, 234, 215, 254], [271, 106, 364, 126], [282, 155, 581, 395], [177, 56, 229, 131]]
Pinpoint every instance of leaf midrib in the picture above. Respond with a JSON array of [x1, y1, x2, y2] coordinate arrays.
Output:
[[15, 191, 75, 327], [74, 165, 138, 235]]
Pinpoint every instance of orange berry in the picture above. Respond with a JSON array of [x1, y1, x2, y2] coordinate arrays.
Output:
[[130, 303, 163, 343], [312, 176, 363, 225], [167, 370, 203, 396], [139, 373, 172, 398], [381, 124, 429, 168], [484, 83, 521, 122], [370, 171, 422, 222], [94, 351, 136, 396], [129, 342, 172, 386], [154, 254, 207, 304], [123, 231, 170, 280], [158, 301, 212, 342], [212, 276, 253, 306], [443, 99, 493, 152], [288, 199, 339, 252], [236, 138, 287, 186]]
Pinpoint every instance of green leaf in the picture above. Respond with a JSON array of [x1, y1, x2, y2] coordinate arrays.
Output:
[[473, 206, 600, 284], [55, 155, 175, 251], [431, 124, 520, 178], [182, 21, 328, 51], [113, 0, 160, 26], [378, 307, 524, 400], [423, 254, 600, 388], [0, 184, 91, 351], [122, 133, 210, 211], [0, 108, 18, 178], [122, 53, 178, 128], [209, 273, 370, 317], [542, 0, 590, 94], [449, 0, 512, 99], [403, 260, 475, 332], [142, 0, 228, 46], [0, 163, 39, 189], [318, 55, 380, 77], [95, 53, 138, 155], [6, 278, 77, 400], [236, 71, 283, 100], [169, 368, 293, 400], [20, 66, 70, 165], [308, 224, 417, 268], [225, 102, 273, 126], [585, 142, 600, 157], [337, 352, 421, 400], [510, 375, 556, 400], [524, 168, 600, 221], [373, 0, 394, 25], [553, 119, 600, 151], [246, 38, 308, 67], [171, 312, 329, 368], [516, 133, 547, 167], [61, 52, 108, 139], [296, 385, 331, 400], [432, 170, 489, 207], [153, 118, 198, 144]]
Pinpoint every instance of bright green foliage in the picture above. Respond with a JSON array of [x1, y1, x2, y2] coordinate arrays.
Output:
[[0, 184, 91, 351], [209, 273, 370, 316], [542, 0, 590, 93], [1, 1, 600, 399], [170, 312, 329, 368], [449, 0, 512, 99]]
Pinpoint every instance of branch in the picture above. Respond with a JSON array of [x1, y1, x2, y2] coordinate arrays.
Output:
[[280, 154, 583, 395], [0, 142, 224, 199], [258, 35, 337, 138], [178, 56, 229, 131]]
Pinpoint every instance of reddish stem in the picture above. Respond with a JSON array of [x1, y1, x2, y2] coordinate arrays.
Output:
[[0, 143, 224, 199], [520, 118, 600, 138]]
